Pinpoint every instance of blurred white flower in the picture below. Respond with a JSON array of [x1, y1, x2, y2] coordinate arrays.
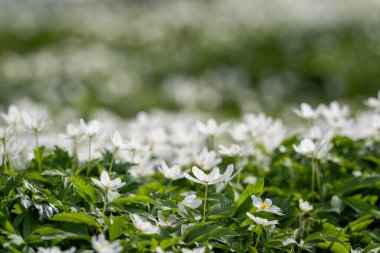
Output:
[[181, 247, 206, 253], [110, 131, 127, 150], [319, 102, 351, 129], [80, 119, 100, 138], [60, 123, 81, 140], [293, 138, 331, 159], [37, 247, 75, 253], [22, 111, 50, 132], [293, 103, 318, 120], [218, 144, 252, 157], [158, 161, 183, 180], [331, 195, 343, 214], [91, 170, 125, 191], [157, 211, 178, 228], [130, 214, 159, 234], [91, 234, 122, 253], [1, 105, 22, 130], [196, 118, 226, 137], [251, 195, 283, 215], [194, 148, 221, 170], [184, 166, 226, 185], [0, 126, 13, 141], [246, 213, 278, 226], [181, 194, 202, 209], [299, 199, 313, 213], [365, 91, 380, 111]]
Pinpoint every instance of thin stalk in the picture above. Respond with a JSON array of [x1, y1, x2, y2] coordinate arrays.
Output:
[[73, 138, 78, 161], [108, 148, 118, 173], [2, 139, 7, 172], [255, 226, 262, 249], [236, 156, 241, 185], [203, 183, 209, 222], [86, 137, 92, 176], [209, 135, 215, 150], [311, 157, 315, 195], [315, 160, 321, 196], [103, 190, 108, 215], [35, 131, 41, 172]]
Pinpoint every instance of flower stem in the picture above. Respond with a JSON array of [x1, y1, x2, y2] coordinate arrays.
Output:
[[311, 157, 315, 195], [108, 148, 118, 173], [315, 160, 321, 196], [35, 131, 41, 172], [209, 135, 215, 150], [255, 226, 262, 249], [2, 139, 7, 172], [103, 190, 108, 215], [86, 137, 92, 176], [203, 183, 209, 222]]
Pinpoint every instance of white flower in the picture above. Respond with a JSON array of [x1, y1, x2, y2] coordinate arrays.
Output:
[[365, 91, 380, 111], [22, 111, 50, 132], [299, 199, 313, 213], [130, 214, 159, 234], [196, 118, 226, 137], [110, 131, 127, 150], [159, 161, 183, 180], [371, 114, 380, 131], [319, 102, 351, 129], [92, 234, 122, 253], [37, 247, 76, 253], [251, 195, 283, 215], [218, 144, 253, 157], [0, 126, 13, 141], [91, 170, 125, 191], [194, 148, 221, 170], [59, 123, 81, 140], [331, 195, 343, 214], [1, 105, 22, 129], [181, 194, 202, 209], [184, 166, 226, 185], [246, 213, 278, 226], [80, 119, 100, 138], [156, 247, 174, 253], [293, 103, 318, 120], [293, 138, 331, 159], [157, 211, 178, 228], [181, 247, 206, 253]]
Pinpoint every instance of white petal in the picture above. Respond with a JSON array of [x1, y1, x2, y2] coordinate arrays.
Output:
[[100, 171, 110, 184], [192, 166, 207, 181]]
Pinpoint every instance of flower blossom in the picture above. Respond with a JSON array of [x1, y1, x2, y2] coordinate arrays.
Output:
[[91, 170, 125, 191]]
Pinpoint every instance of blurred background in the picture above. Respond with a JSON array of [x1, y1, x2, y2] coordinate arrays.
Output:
[[0, 0, 379, 121]]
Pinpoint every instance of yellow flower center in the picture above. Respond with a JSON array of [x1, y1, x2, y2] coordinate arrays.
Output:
[[260, 202, 269, 210]]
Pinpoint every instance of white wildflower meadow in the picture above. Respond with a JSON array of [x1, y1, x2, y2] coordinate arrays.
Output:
[[0, 93, 379, 252]]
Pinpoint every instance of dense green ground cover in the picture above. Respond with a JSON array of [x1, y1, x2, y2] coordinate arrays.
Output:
[[1, 98, 380, 252]]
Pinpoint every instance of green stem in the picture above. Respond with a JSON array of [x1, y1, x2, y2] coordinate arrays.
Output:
[[2, 139, 7, 172], [35, 131, 41, 172], [255, 226, 262, 249], [315, 160, 321, 196], [236, 156, 241, 185], [86, 137, 92, 176], [103, 190, 108, 215], [73, 138, 78, 162], [108, 148, 118, 173], [203, 183, 209, 222], [311, 157, 315, 195], [209, 135, 215, 150]]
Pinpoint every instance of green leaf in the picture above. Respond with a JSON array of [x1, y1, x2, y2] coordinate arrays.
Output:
[[107, 216, 127, 241], [70, 175, 97, 204], [233, 178, 264, 218], [50, 212, 101, 230], [113, 195, 159, 205], [183, 222, 218, 242]]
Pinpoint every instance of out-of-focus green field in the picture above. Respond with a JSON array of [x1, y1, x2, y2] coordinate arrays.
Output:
[[0, 0, 379, 118]]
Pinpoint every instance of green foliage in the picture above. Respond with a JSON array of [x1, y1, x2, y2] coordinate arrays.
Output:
[[0, 136, 379, 252]]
